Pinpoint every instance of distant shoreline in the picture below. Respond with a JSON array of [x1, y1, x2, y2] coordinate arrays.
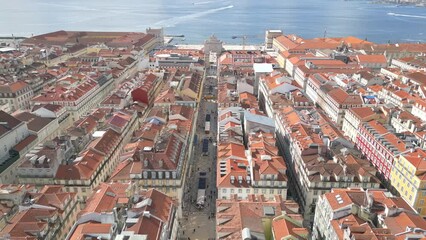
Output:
[[371, 0, 426, 7], [0, 36, 27, 40]]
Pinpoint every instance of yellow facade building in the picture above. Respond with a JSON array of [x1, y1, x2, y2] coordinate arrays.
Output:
[[391, 149, 426, 216]]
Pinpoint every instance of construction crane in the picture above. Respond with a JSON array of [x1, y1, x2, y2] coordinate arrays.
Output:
[[231, 35, 263, 50]]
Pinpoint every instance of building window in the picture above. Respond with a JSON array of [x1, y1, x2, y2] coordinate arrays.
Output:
[[222, 189, 226, 193], [238, 189, 242, 193]]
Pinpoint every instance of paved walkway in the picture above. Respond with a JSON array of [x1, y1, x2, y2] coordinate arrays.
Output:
[[178, 67, 219, 239], [178, 213, 216, 240]]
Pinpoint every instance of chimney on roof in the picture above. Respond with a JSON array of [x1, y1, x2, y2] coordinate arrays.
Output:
[[242, 228, 252, 240], [143, 211, 151, 218]]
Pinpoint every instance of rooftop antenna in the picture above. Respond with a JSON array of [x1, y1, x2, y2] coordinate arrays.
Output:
[[323, 28, 327, 38]]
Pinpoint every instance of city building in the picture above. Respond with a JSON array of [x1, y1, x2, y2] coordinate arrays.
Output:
[[313, 188, 426, 240], [272, 214, 309, 240], [217, 107, 244, 143], [131, 73, 162, 106], [54, 128, 122, 200], [391, 149, 426, 216], [365, 43, 426, 63], [253, 63, 273, 95], [31, 73, 114, 122], [217, 76, 241, 110], [355, 54, 388, 69], [390, 109, 425, 134], [219, 50, 266, 71], [274, 106, 381, 223], [154, 70, 201, 107], [356, 119, 416, 181], [264, 30, 283, 50], [204, 34, 224, 55], [54, 110, 136, 201], [0, 185, 79, 240], [391, 56, 426, 71], [216, 194, 297, 239], [412, 98, 426, 122], [66, 182, 135, 240], [257, 71, 301, 117], [0, 81, 33, 111], [341, 107, 379, 143], [153, 49, 204, 69], [352, 71, 385, 86], [177, 71, 203, 101], [116, 188, 178, 240], [22, 30, 159, 53], [0, 184, 35, 231], [31, 104, 71, 130], [17, 135, 74, 185], [14, 111, 60, 143], [243, 111, 275, 136], [305, 74, 363, 126], [68, 182, 178, 240], [0, 110, 30, 162], [109, 105, 196, 206]]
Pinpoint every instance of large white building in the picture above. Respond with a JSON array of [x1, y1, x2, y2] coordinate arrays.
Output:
[[0, 111, 30, 161], [274, 106, 380, 224], [341, 107, 377, 143], [313, 188, 426, 240], [412, 99, 426, 122], [31, 73, 114, 122], [0, 81, 33, 111], [253, 63, 273, 96], [306, 74, 363, 126]]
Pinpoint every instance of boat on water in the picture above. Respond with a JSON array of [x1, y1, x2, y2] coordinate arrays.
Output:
[[165, 34, 185, 38]]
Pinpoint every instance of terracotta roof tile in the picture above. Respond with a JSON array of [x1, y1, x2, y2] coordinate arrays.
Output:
[[356, 54, 387, 64]]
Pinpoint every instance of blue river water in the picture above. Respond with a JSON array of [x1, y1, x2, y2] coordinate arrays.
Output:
[[1, 0, 426, 44]]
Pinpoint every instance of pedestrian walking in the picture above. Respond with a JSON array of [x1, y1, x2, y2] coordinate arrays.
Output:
[[193, 229, 195, 233]]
